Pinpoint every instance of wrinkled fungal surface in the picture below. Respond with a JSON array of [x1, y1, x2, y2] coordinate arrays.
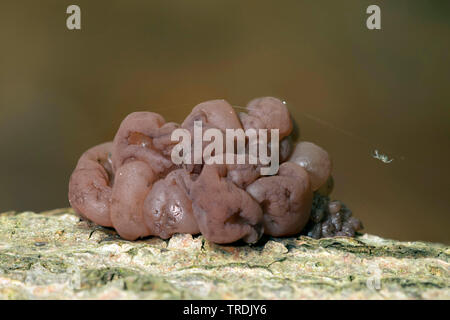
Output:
[[68, 97, 363, 243], [246, 162, 313, 237]]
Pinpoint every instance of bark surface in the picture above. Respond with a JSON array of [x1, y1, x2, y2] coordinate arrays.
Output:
[[0, 209, 448, 299]]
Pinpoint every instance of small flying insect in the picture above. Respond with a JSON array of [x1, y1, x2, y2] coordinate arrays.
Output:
[[372, 149, 393, 163]]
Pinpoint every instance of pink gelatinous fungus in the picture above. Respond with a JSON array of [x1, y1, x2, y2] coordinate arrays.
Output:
[[68, 97, 363, 243], [182, 99, 242, 132], [111, 111, 178, 177], [68, 142, 114, 227], [246, 162, 312, 237], [110, 160, 155, 240], [241, 97, 293, 139], [191, 164, 263, 244], [287, 141, 332, 191], [143, 169, 199, 239]]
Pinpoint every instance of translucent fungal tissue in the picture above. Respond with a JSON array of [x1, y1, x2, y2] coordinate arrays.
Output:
[[68, 97, 363, 243]]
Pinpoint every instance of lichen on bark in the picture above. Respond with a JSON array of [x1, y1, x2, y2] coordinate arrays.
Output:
[[0, 209, 448, 299]]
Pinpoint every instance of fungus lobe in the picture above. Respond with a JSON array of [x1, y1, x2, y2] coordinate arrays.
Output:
[[68, 97, 363, 243]]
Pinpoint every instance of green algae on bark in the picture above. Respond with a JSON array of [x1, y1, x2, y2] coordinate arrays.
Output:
[[0, 209, 448, 299]]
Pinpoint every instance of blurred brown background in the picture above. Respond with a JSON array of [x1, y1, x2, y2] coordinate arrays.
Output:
[[0, 0, 449, 243]]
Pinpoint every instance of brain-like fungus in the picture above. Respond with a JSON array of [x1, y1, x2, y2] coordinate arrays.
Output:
[[246, 162, 312, 237], [68, 97, 363, 243]]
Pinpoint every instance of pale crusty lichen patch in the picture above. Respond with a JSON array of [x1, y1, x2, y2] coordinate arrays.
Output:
[[0, 209, 448, 299]]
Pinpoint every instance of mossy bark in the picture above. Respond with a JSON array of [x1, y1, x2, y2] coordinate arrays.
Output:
[[0, 209, 448, 299]]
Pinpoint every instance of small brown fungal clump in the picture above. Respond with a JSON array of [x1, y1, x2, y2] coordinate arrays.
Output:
[[302, 193, 364, 239], [68, 97, 363, 243]]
